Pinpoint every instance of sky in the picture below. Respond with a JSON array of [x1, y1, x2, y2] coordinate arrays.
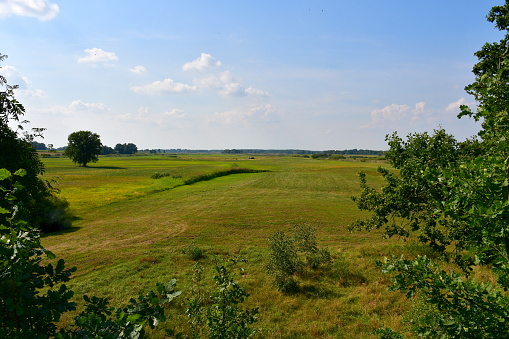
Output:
[[0, 0, 504, 150]]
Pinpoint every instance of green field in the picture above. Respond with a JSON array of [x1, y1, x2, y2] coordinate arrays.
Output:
[[41, 154, 413, 338]]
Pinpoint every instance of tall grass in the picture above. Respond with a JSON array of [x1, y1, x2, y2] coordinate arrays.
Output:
[[183, 167, 267, 185]]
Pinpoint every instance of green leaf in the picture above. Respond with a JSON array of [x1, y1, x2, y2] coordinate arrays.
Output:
[[0, 169, 11, 180], [13, 169, 27, 177]]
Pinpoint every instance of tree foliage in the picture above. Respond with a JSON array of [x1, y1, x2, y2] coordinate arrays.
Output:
[[0, 54, 71, 233], [115, 142, 138, 154], [351, 2, 509, 337], [65, 131, 102, 166], [171, 258, 258, 339], [100, 145, 115, 155]]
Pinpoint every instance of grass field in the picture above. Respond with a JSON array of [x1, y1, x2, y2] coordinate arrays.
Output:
[[40, 154, 414, 338]]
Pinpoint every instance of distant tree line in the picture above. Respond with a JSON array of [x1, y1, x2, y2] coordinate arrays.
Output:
[[31, 141, 47, 150], [222, 149, 384, 155], [142, 149, 223, 154], [114, 142, 138, 154]]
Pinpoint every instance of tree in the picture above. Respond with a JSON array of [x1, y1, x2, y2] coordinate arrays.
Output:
[[31, 141, 47, 150], [65, 131, 102, 166], [0, 54, 71, 233], [351, 3, 509, 337], [115, 142, 138, 154], [100, 145, 116, 155]]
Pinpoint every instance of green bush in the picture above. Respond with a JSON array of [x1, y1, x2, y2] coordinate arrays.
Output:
[[151, 172, 170, 179], [170, 258, 258, 338], [266, 231, 302, 292], [36, 193, 74, 233], [182, 243, 204, 261], [329, 155, 346, 160], [266, 225, 332, 292]]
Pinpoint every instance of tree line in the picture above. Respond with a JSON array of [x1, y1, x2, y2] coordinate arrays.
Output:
[[222, 149, 384, 155]]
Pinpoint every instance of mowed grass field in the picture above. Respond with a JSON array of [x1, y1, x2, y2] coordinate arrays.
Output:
[[40, 154, 414, 338]]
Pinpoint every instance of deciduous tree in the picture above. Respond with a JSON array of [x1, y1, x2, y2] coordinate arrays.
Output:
[[0, 54, 71, 232], [352, 2, 509, 337], [65, 131, 102, 166]]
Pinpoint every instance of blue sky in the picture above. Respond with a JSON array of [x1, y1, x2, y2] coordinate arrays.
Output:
[[0, 0, 503, 150]]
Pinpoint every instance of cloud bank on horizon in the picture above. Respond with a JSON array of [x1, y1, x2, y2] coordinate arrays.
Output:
[[0, 0, 497, 150]]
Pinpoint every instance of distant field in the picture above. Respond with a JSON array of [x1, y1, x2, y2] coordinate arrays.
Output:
[[41, 154, 413, 338]]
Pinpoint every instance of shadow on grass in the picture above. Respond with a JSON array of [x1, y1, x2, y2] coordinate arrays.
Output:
[[85, 166, 127, 169], [280, 259, 369, 298], [299, 283, 339, 299], [327, 260, 369, 287], [41, 225, 81, 237]]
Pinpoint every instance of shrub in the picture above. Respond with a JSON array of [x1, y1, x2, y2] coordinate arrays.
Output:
[[266, 231, 302, 292], [266, 225, 332, 292], [36, 193, 74, 233], [151, 172, 171, 179], [329, 154, 346, 160], [171, 257, 258, 338], [182, 243, 204, 261]]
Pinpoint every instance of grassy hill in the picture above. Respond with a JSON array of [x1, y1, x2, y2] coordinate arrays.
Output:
[[41, 154, 413, 338]]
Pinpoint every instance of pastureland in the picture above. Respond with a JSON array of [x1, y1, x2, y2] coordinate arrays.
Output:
[[41, 154, 412, 338]]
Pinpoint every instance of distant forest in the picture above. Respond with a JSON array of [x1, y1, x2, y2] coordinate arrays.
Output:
[[221, 149, 385, 155], [33, 142, 384, 156]]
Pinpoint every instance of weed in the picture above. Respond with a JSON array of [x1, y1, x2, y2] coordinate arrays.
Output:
[[182, 243, 205, 261]]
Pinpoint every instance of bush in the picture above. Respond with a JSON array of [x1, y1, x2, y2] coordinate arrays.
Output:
[[182, 243, 204, 261], [171, 257, 258, 338], [266, 231, 302, 292], [151, 172, 171, 179], [36, 193, 74, 233], [329, 154, 346, 160], [266, 225, 332, 292]]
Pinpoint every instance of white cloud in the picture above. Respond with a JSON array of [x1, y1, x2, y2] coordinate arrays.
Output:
[[193, 74, 222, 90], [20, 88, 46, 98], [194, 71, 269, 97], [363, 102, 428, 128], [245, 86, 269, 97], [33, 100, 109, 117], [445, 97, 475, 112], [131, 62, 267, 97], [118, 107, 187, 126], [78, 48, 119, 64], [69, 100, 109, 112], [131, 78, 197, 94], [0, 0, 59, 20], [219, 82, 246, 97], [0, 64, 31, 87], [163, 108, 186, 118], [214, 104, 274, 124], [183, 53, 221, 71], [411, 101, 426, 121], [0, 64, 47, 98], [129, 65, 146, 74]]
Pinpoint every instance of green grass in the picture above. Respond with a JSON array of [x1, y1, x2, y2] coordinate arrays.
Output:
[[41, 154, 412, 338]]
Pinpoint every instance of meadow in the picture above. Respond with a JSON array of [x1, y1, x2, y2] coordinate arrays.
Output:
[[40, 154, 416, 338]]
